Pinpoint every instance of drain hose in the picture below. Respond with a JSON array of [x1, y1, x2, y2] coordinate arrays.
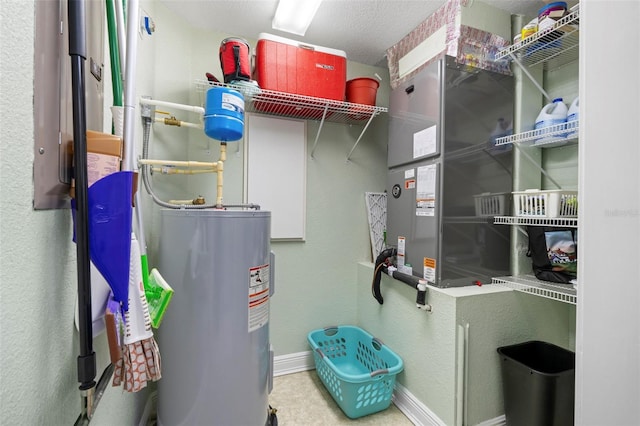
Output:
[[372, 248, 428, 308], [371, 248, 396, 304]]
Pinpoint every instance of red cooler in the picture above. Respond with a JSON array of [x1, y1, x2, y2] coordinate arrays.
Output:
[[254, 33, 346, 117]]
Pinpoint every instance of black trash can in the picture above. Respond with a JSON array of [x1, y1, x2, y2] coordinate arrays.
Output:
[[497, 341, 575, 426]]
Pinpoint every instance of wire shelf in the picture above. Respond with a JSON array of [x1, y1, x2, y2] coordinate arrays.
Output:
[[195, 80, 387, 125], [196, 79, 387, 159], [494, 216, 578, 228], [492, 275, 576, 305], [496, 4, 580, 70], [495, 120, 579, 147]]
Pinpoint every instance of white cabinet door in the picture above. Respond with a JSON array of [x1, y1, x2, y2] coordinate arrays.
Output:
[[246, 114, 307, 240]]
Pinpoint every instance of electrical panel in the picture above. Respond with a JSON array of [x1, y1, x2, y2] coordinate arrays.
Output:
[[34, 0, 105, 209]]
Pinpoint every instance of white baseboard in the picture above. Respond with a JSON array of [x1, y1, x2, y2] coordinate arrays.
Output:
[[392, 383, 506, 426], [475, 414, 506, 426], [273, 350, 315, 376], [392, 382, 446, 426]]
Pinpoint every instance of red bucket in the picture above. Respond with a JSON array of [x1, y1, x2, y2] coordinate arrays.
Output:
[[346, 77, 380, 106]]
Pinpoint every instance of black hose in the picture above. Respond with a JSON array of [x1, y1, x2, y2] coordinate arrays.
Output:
[[372, 249, 431, 309], [390, 270, 429, 308], [68, 0, 96, 391], [390, 270, 421, 289], [416, 286, 427, 307], [371, 248, 396, 304]]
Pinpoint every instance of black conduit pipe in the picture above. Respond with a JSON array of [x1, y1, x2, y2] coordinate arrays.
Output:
[[390, 270, 421, 289], [388, 270, 428, 307], [389, 271, 429, 309], [69, 0, 96, 392]]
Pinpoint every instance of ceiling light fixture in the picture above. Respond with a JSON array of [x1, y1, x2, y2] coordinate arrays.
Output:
[[272, 0, 322, 36]]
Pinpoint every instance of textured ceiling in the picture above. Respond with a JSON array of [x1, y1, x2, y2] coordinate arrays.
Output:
[[158, 0, 551, 67]]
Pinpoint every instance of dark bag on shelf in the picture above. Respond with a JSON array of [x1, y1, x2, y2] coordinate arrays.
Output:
[[526, 226, 577, 284]]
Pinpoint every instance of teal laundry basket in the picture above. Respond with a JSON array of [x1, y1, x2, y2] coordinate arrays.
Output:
[[307, 325, 404, 419]]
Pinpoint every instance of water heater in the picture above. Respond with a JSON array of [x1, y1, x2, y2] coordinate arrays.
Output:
[[157, 209, 274, 425]]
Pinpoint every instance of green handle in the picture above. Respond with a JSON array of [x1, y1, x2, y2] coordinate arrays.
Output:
[[106, 0, 123, 107]]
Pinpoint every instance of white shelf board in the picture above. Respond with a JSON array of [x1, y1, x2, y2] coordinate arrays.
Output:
[[495, 120, 579, 147], [492, 275, 577, 305]]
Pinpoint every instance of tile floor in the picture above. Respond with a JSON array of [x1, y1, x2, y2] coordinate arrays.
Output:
[[268, 370, 413, 425], [149, 370, 413, 425]]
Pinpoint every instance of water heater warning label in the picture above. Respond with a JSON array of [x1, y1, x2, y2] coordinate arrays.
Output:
[[248, 264, 270, 332]]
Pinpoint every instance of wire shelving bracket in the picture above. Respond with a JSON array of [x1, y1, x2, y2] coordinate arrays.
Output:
[[497, 4, 580, 99], [496, 4, 580, 69], [490, 4, 581, 307]]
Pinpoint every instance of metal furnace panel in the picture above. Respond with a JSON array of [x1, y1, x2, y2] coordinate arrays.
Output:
[[386, 56, 514, 287], [387, 59, 443, 168], [386, 159, 441, 282]]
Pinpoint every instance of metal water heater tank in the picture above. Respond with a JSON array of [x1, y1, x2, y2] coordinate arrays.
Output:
[[156, 209, 273, 426]]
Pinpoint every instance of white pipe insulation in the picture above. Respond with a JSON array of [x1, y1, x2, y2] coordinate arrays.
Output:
[[139, 98, 205, 115]]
